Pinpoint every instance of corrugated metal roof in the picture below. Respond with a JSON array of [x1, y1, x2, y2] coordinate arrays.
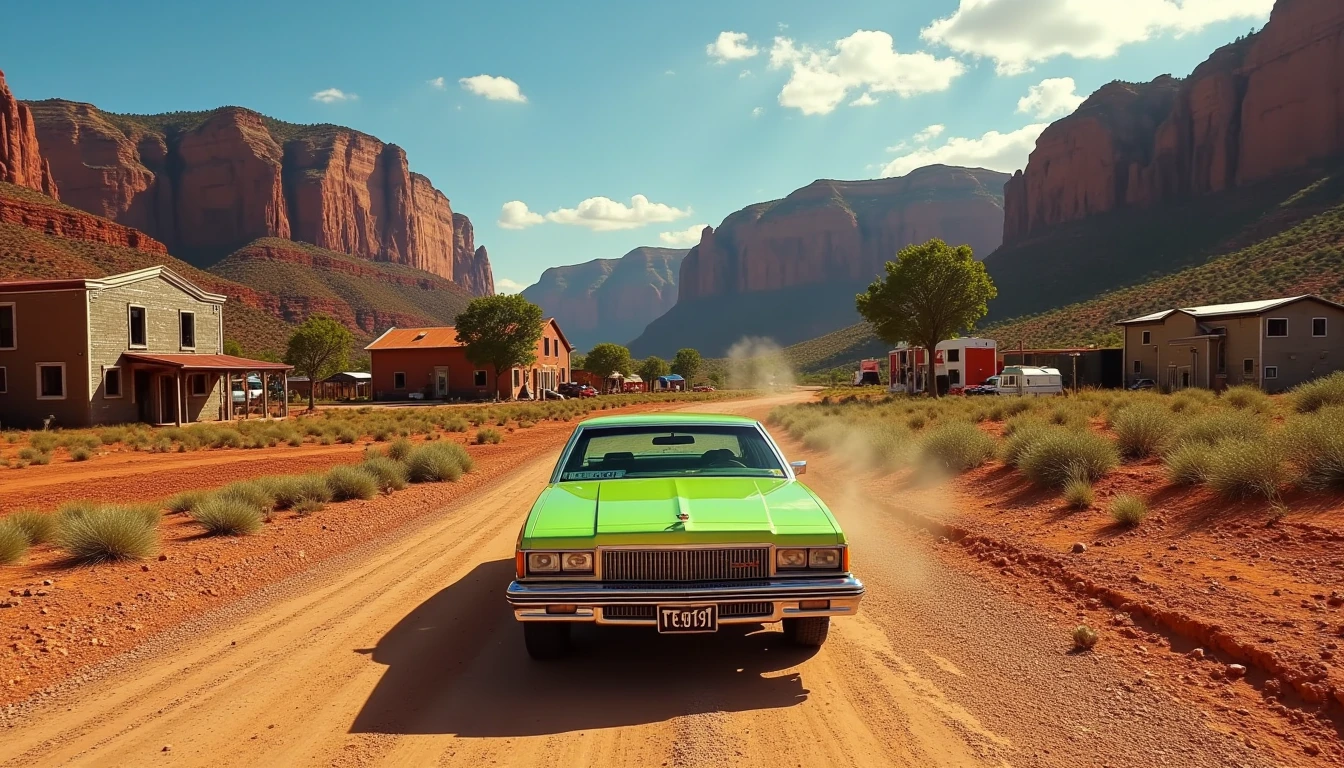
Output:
[[1118, 295, 1339, 324], [123, 353, 292, 371], [364, 327, 462, 350]]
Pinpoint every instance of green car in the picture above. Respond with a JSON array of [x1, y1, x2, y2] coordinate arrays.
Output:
[[507, 413, 864, 659]]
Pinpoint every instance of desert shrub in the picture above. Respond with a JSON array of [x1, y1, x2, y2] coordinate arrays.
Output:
[[259, 475, 330, 509], [217, 480, 277, 511], [1222, 385, 1272, 413], [406, 443, 471, 483], [1169, 389, 1215, 414], [386, 437, 414, 462], [0, 521, 28, 565], [55, 499, 97, 526], [1072, 625, 1098, 650], [1000, 420, 1052, 467], [917, 422, 996, 474], [70, 446, 92, 461], [360, 456, 409, 492], [442, 417, 469, 433], [372, 423, 394, 442], [56, 504, 158, 562], [1206, 439, 1290, 500], [475, 428, 503, 445], [1109, 494, 1148, 527], [192, 497, 263, 536], [802, 421, 849, 452], [1000, 398, 1036, 418], [1019, 429, 1119, 488], [862, 423, 915, 472], [6, 509, 55, 545], [1062, 471, 1095, 510], [906, 413, 927, 430], [166, 490, 211, 515], [1279, 408, 1344, 490], [335, 426, 359, 444], [1171, 411, 1267, 448], [29, 433, 58, 452], [1112, 404, 1174, 459], [1290, 371, 1344, 413], [17, 448, 51, 465], [1164, 442, 1214, 485], [98, 427, 130, 445], [293, 498, 325, 516], [325, 466, 379, 501]]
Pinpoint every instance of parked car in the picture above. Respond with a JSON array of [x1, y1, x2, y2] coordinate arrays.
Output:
[[692, 385, 716, 392], [558, 382, 582, 397], [1128, 378, 1157, 390], [539, 389, 566, 400], [230, 375, 264, 405], [963, 376, 1000, 396], [506, 413, 865, 659], [407, 391, 425, 400]]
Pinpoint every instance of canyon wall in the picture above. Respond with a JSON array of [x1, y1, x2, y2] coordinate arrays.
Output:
[[0, 70, 56, 197], [24, 100, 494, 294], [521, 246, 686, 351], [1004, 0, 1344, 243], [450, 213, 495, 297]]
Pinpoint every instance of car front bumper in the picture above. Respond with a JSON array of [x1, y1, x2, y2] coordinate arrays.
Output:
[[506, 575, 865, 626]]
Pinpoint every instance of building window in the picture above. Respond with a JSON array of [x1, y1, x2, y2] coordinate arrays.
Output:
[[1266, 318, 1288, 337], [190, 373, 208, 396], [104, 367, 123, 398], [474, 370, 487, 387], [0, 303, 14, 350], [393, 372, 406, 390], [37, 363, 65, 399], [946, 348, 960, 363], [948, 369, 961, 385], [1243, 358, 1255, 375], [1133, 360, 1142, 374], [179, 310, 196, 350], [1313, 317, 1327, 337], [0, 366, 7, 393], [513, 369, 520, 387], [1264, 366, 1278, 379], [544, 337, 550, 356], [128, 305, 147, 347], [1141, 330, 1151, 345], [1216, 340, 1226, 373]]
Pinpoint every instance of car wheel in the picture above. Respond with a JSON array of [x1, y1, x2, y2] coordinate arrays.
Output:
[[523, 622, 571, 660], [783, 617, 830, 647]]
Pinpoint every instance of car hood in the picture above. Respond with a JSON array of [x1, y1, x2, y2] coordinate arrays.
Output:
[[523, 477, 842, 547]]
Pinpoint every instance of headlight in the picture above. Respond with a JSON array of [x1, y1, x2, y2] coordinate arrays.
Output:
[[809, 548, 842, 569], [777, 548, 808, 569], [561, 552, 594, 572], [527, 552, 560, 573]]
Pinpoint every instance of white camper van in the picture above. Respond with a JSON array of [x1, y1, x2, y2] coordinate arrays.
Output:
[[994, 366, 1064, 397]]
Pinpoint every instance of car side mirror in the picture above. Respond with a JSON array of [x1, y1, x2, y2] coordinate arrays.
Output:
[[790, 460, 807, 476]]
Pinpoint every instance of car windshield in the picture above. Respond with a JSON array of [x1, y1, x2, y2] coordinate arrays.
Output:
[[559, 424, 786, 480]]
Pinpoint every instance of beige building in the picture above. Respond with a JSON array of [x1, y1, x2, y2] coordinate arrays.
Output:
[[1117, 296, 1344, 393], [0, 266, 290, 429]]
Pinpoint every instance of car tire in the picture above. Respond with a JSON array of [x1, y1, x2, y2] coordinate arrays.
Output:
[[783, 617, 830, 647], [523, 622, 571, 660]]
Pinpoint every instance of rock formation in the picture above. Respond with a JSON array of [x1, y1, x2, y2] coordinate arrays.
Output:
[[1004, 0, 1344, 243], [0, 70, 56, 197], [521, 246, 686, 351], [0, 193, 165, 254], [24, 99, 494, 294], [450, 213, 495, 296]]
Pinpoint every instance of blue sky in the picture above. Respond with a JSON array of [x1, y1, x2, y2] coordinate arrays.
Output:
[[6, 0, 1273, 292]]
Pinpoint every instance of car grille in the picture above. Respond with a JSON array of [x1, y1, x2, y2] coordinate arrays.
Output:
[[602, 602, 773, 622], [719, 602, 772, 618], [601, 547, 770, 582]]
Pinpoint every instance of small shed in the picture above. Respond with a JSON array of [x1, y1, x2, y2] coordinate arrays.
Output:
[[622, 373, 646, 393], [318, 371, 372, 401], [655, 373, 686, 391]]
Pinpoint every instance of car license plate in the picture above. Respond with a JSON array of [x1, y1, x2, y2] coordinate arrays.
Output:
[[657, 605, 718, 633]]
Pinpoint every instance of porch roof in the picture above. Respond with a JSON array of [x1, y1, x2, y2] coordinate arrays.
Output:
[[123, 353, 293, 371]]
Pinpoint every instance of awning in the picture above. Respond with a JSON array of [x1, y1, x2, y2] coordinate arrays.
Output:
[[122, 353, 293, 371]]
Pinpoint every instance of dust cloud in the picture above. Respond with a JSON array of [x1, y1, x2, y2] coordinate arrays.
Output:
[[727, 337, 795, 391]]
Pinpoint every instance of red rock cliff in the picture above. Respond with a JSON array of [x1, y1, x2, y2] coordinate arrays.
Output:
[[0, 70, 56, 197], [1005, 0, 1344, 243], [24, 100, 494, 294], [450, 213, 494, 296], [678, 165, 1008, 302]]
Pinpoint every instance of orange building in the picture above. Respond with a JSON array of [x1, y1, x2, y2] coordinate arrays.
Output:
[[364, 319, 572, 401]]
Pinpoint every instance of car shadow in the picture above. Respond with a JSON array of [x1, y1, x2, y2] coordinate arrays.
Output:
[[349, 558, 817, 736]]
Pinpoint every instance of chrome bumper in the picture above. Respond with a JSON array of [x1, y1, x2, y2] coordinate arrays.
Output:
[[506, 575, 865, 625]]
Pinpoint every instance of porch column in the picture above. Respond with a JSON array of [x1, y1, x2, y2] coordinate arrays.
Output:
[[262, 371, 270, 419], [244, 370, 251, 419], [173, 372, 183, 427], [282, 370, 289, 418], [219, 372, 227, 421]]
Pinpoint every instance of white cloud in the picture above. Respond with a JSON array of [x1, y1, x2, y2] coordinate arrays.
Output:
[[914, 124, 946, 142], [665, 69, 676, 76], [311, 88, 356, 103], [881, 123, 1047, 177], [658, 224, 709, 246], [497, 201, 545, 230], [922, 0, 1273, 75], [494, 278, 525, 294], [751, 106, 764, 118], [767, 30, 965, 115], [739, 69, 753, 79], [1017, 77, 1085, 118], [544, 195, 691, 232], [707, 31, 760, 62], [459, 74, 527, 103], [849, 92, 878, 107], [427, 76, 446, 90]]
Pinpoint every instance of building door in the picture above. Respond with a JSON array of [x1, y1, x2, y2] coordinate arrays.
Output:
[[157, 375, 177, 424], [135, 370, 153, 422], [434, 367, 449, 399]]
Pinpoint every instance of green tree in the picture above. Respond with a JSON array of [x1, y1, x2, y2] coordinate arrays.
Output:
[[453, 294, 544, 400], [570, 352, 587, 371], [638, 355, 670, 385], [584, 343, 633, 388], [223, 338, 243, 357], [856, 239, 997, 399], [284, 315, 353, 410], [708, 370, 726, 389], [671, 348, 702, 382], [350, 356, 371, 373]]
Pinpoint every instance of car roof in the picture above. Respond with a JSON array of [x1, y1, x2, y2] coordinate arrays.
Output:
[[578, 412, 757, 428]]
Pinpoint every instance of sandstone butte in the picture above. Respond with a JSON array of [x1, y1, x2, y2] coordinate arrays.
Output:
[[22, 98, 494, 295], [0, 70, 57, 198], [678, 165, 1009, 303], [520, 246, 686, 351], [1004, 0, 1344, 243]]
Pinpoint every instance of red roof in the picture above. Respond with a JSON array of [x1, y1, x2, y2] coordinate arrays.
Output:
[[123, 353, 292, 371], [364, 327, 463, 351]]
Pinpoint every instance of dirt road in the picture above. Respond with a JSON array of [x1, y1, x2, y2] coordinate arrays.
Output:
[[0, 392, 1286, 767]]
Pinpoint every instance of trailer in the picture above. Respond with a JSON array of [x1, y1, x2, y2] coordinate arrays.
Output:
[[853, 359, 882, 386], [994, 366, 1064, 397], [889, 338, 997, 394]]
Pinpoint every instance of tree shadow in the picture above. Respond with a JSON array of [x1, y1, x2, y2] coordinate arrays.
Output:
[[349, 559, 817, 737]]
